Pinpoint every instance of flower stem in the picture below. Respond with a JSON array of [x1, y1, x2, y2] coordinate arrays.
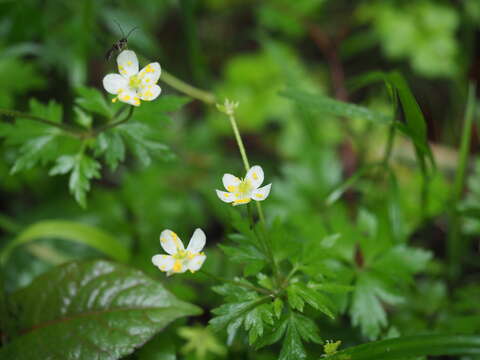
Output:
[[92, 106, 134, 135], [220, 101, 280, 284], [161, 70, 216, 104], [227, 111, 250, 171]]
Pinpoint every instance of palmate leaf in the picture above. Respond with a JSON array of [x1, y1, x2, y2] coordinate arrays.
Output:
[[0, 260, 201, 360], [0, 99, 77, 174], [257, 311, 322, 360], [209, 294, 272, 345], [50, 152, 101, 207], [350, 271, 404, 340]]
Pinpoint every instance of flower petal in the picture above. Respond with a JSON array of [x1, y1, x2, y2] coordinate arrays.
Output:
[[232, 197, 251, 206], [139, 62, 161, 85], [245, 165, 264, 189], [139, 84, 161, 101], [103, 74, 128, 95], [117, 89, 141, 107], [152, 254, 174, 272], [187, 253, 206, 273], [117, 50, 139, 77], [159, 229, 184, 255], [251, 183, 271, 201], [186, 228, 206, 253], [216, 190, 234, 203], [222, 174, 241, 192]]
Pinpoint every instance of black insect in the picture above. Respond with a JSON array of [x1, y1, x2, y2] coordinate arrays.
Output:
[[105, 21, 138, 61]]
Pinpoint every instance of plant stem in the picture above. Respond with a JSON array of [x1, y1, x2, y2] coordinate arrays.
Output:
[[161, 70, 216, 104], [382, 123, 396, 166], [0, 109, 81, 137], [221, 104, 279, 283], [92, 106, 134, 135], [448, 82, 477, 279], [227, 111, 250, 171]]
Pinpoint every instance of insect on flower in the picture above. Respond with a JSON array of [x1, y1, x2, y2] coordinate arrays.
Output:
[[103, 50, 161, 106], [152, 229, 207, 276], [105, 21, 138, 61], [216, 165, 272, 206]]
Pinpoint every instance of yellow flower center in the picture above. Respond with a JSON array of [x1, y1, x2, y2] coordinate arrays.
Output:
[[128, 75, 143, 90], [237, 179, 252, 196]]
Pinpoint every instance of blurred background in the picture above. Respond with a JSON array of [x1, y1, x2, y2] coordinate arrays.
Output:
[[1, 0, 480, 359]]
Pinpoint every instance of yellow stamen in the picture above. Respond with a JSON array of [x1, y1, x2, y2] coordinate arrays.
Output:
[[173, 260, 182, 273]]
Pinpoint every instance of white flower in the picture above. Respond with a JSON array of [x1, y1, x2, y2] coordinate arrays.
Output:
[[152, 228, 206, 276], [216, 165, 272, 206], [103, 50, 161, 107]]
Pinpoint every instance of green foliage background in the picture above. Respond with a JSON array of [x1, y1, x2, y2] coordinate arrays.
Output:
[[1, 0, 480, 359]]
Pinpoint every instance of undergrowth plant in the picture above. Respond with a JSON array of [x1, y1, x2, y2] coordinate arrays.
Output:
[[0, 13, 479, 360]]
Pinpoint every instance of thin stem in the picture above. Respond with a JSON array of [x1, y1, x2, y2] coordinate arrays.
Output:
[[0, 109, 81, 137], [220, 103, 280, 284], [199, 270, 272, 295], [382, 123, 396, 167], [227, 112, 250, 171], [448, 82, 477, 279], [161, 70, 216, 104], [92, 106, 134, 135]]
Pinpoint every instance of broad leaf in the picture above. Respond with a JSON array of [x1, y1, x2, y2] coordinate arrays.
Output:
[[0, 220, 130, 264], [325, 334, 480, 360], [0, 260, 201, 360]]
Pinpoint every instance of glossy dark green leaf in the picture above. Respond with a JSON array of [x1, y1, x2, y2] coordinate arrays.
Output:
[[0, 260, 201, 360], [325, 334, 480, 360]]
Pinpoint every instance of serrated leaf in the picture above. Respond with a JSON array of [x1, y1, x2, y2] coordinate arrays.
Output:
[[350, 272, 404, 340], [287, 284, 305, 311], [76, 86, 113, 118], [117, 122, 170, 167], [373, 245, 432, 282], [293, 283, 336, 319], [0, 260, 201, 360], [66, 153, 101, 207], [273, 298, 284, 318], [244, 304, 274, 344], [94, 130, 126, 170]]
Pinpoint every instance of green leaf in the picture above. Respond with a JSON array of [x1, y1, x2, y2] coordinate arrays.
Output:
[[349, 70, 435, 173], [0, 99, 73, 174], [279, 312, 322, 360], [291, 283, 336, 319], [325, 334, 480, 360], [95, 130, 126, 170], [75, 86, 113, 118], [350, 272, 403, 340], [117, 122, 170, 167], [0, 220, 130, 264], [0, 260, 201, 360], [52, 152, 101, 207], [282, 89, 391, 125], [209, 296, 269, 345]]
